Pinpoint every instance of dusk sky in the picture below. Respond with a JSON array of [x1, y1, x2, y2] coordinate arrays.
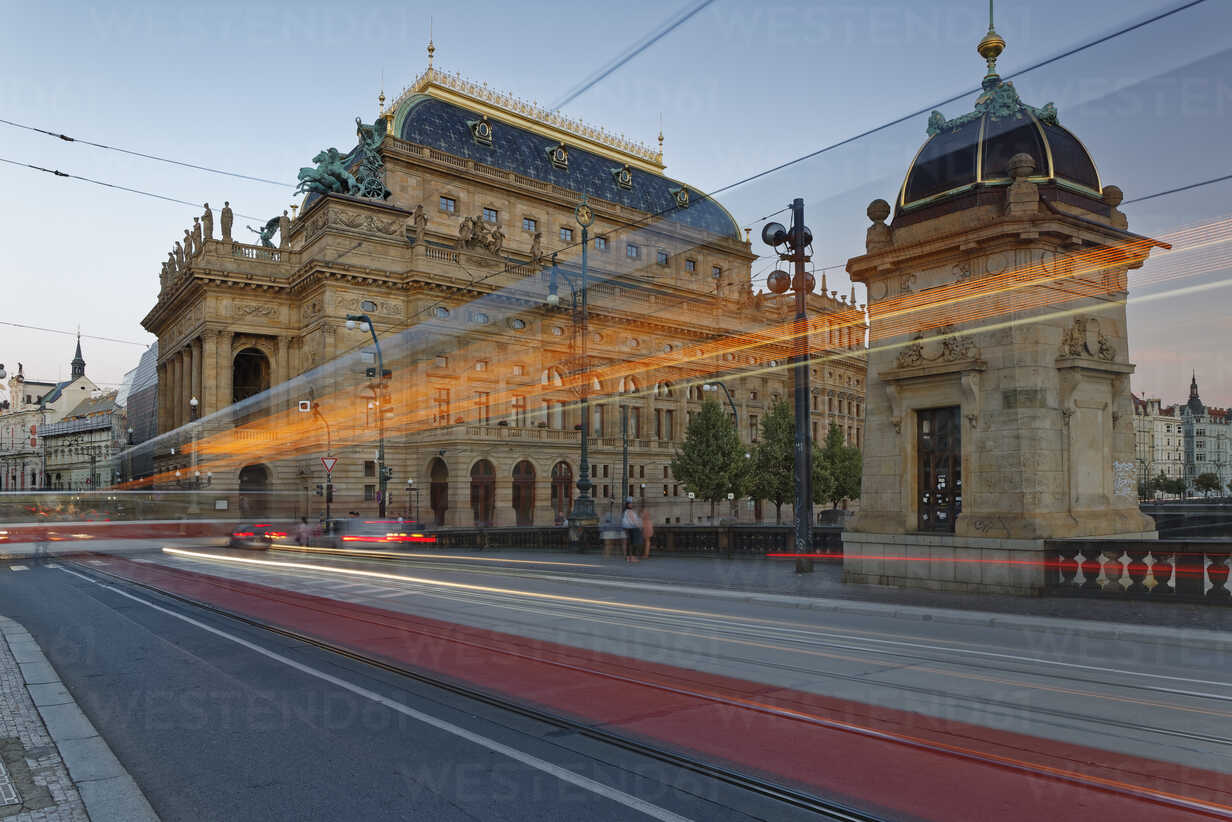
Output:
[[2, 0, 1229, 406]]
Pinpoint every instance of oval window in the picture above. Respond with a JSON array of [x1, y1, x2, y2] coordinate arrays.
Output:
[[508, 318, 526, 330], [433, 306, 450, 318]]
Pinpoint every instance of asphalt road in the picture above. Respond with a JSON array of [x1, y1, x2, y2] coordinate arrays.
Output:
[[0, 560, 816, 822]]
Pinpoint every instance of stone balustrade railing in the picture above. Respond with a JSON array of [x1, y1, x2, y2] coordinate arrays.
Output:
[[1044, 539, 1231, 603], [230, 243, 282, 262]]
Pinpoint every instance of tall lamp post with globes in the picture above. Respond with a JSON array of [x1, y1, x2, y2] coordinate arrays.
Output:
[[546, 196, 599, 537], [346, 309, 392, 517], [763, 198, 815, 573]]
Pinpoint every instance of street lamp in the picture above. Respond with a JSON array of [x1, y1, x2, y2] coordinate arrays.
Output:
[[688, 490, 695, 524], [546, 197, 599, 532], [406, 478, 420, 522], [346, 312, 391, 517], [701, 382, 738, 425], [763, 197, 815, 573], [727, 490, 736, 521]]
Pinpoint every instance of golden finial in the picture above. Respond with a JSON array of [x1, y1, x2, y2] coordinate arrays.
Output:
[[977, 0, 1005, 80], [743, 228, 751, 243], [427, 18, 435, 68], [290, 204, 298, 221]]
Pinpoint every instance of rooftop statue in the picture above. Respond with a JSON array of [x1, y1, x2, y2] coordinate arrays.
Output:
[[352, 116, 392, 200], [247, 216, 280, 248], [295, 147, 358, 197]]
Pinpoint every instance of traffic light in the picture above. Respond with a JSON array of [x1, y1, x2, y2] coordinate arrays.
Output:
[[380, 465, 393, 481], [315, 484, 323, 496], [326, 484, 334, 502]]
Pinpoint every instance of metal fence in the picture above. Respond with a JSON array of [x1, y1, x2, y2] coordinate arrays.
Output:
[[433, 524, 844, 558]]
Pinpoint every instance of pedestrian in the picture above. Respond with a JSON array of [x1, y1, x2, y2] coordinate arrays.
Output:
[[640, 503, 654, 559], [296, 516, 311, 546], [621, 498, 641, 563]]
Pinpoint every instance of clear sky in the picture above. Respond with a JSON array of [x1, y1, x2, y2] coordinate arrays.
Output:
[[1, 0, 1229, 406]]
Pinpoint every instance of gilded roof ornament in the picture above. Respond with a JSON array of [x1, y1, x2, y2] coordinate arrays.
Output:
[[977, 0, 1006, 83]]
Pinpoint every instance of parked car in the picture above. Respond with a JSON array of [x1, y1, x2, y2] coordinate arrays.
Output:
[[228, 522, 288, 550], [325, 518, 436, 549]]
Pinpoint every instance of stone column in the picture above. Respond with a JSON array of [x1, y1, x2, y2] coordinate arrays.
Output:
[[201, 330, 218, 415], [156, 361, 169, 434], [190, 337, 202, 416], [171, 352, 183, 430], [218, 332, 234, 409]]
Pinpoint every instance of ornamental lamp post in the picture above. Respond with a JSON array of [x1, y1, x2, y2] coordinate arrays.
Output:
[[763, 198, 815, 573], [346, 311, 391, 517], [546, 197, 599, 535], [701, 381, 738, 425], [688, 491, 695, 524]]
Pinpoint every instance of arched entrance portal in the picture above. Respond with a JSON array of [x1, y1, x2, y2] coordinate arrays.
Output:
[[470, 460, 495, 527], [550, 461, 573, 525], [233, 348, 271, 403], [428, 458, 448, 527], [238, 463, 271, 516], [512, 461, 535, 527]]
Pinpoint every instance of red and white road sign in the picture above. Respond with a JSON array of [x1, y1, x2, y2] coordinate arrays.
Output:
[[321, 457, 337, 475]]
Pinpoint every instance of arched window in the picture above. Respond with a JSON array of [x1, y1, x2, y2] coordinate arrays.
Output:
[[238, 463, 271, 516], [617, 376, 639, 394], [512, 460, 535, 527], [429, 458, 448, 526], [653, 381, 673, 398], [470, 460, 495, 527], [233, 348, 271, 403], [551, 462, 573, 524]]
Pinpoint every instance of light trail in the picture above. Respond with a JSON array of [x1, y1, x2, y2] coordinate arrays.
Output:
[[125, 211, 1232, 488], [269, 544, 600, 567]]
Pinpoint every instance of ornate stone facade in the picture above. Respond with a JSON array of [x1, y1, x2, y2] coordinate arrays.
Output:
[[842, 23, 1159, 593], [141, 62, 865, 525]]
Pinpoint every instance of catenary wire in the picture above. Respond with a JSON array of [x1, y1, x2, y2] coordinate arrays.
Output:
[[0, 117, 295, 187]]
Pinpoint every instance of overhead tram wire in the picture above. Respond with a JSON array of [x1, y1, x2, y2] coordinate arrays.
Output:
[[0, 157, 268, 221], [549, 0, 718, 110], [0, 320, 150, 347], [0, 118, 295, 188]]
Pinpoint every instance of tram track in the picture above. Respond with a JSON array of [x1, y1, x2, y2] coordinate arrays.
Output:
[[61, 554, 1232, 820]]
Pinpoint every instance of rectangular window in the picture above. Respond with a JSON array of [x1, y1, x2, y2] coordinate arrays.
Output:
[[511, 395, 527, 427], [482, 207, 498, 223], [656, 250, 669, 266], [522, 217, 536, 232], [655, 409, 663, 440], [685, 259, 696, 273], [750, 414, 759, 442], [665, 410, 675, 441], [712, 266, 722, 279], [474, 360, 488, 372], [560, 227, 574, 242], [602, 465, 609, 479], [364, 484, 376, 501], [626, 243, 640, 259], [663, 466, 669, 479], [364, 460, 376, 477], [511, 364, 525, 376], [592, 404, 604, 436], [474, 391, 490, 424], [603, 484, 610, 498], [630, 407, 642, 439], [594, 236, 608, 251], [433, 355, 448, 368], [439, 196, 456, 214], [434, 388, 451, 426]]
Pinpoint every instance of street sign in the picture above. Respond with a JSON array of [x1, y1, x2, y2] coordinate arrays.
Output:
[[321, 457, 337, 474]]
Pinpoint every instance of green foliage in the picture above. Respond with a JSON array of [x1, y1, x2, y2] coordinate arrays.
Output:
[[818, 423, 862, 508], [1194, 472, 1222, 496], [671, 399, 746, 517], [747, 400, 794, 523]]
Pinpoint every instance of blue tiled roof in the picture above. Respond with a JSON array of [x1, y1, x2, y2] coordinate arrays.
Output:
[[396, 95, 740, 240]]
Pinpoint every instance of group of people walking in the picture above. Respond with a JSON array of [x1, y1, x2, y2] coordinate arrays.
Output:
[[620, 499, 654, 562]]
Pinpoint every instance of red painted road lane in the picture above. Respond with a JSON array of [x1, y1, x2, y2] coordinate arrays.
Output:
[[92, 556, 1232, 821]]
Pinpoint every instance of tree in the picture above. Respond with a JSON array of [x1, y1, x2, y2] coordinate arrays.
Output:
[[671, 399, 745, 520], [1164, 477, 1188, 498], [1194, 472, 1222, 497], [818, 423, 862, 508], [747, 400, 794, 523]]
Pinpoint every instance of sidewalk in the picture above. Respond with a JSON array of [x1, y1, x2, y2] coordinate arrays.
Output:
[[0, 613, 157, 822]]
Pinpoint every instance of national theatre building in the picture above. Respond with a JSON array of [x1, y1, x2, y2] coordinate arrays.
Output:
[[141, 47, 866, 526]]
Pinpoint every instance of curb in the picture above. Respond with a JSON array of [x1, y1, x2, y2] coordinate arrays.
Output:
[[0, 614, 159, 822], [507, 569, 1232, 653]]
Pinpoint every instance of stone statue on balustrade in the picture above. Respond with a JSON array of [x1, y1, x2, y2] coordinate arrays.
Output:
[[530, 231, 543, 265], [247, 216, 279, 249], [167, 250, 178, 276], [486, 223, 504, 255], [183, 228, 194, 260], [221, 201, 233, 241], [192, 217, 203, 253], [279, 211, 291, 249], [202, 203, 213, 239], [408, 204, 428, 246], [173, 242, 184, 271], [159, 260, 170, 291], [352, 117, 392, 200], [456, 215, 475, 249]]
